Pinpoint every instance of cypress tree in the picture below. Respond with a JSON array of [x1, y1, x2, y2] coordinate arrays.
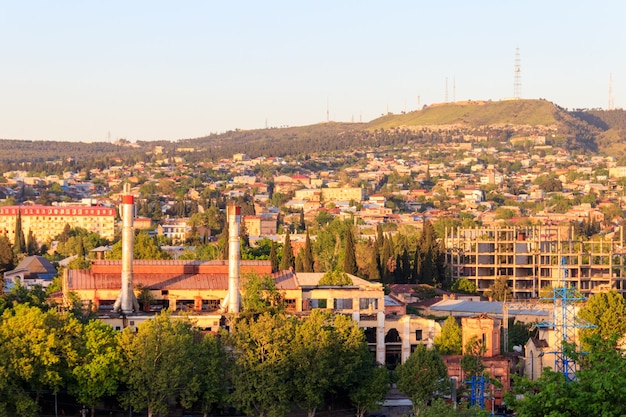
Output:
[[368, 241, 380, 280], [280, 230, 294, 271], [343, 227, 357, 275], [295, 251, 304, 272], [299, 209, 306, 232], [26, 230, 37, 256], [14, 210, 25, 254], [302, 231, 314, 272], [381, 235, 394, 284], [269, 241, 279, 273]]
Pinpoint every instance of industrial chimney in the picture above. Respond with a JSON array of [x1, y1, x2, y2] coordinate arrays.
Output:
[[114, 183, 139, 314], [228, 205, 241, 314]]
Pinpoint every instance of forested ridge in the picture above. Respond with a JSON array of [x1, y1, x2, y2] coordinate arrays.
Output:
[[3, 100, 626, 170]]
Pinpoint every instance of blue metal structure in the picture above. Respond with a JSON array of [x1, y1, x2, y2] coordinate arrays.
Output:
[[466, 375, 486, 409], [541, 256, 593, 381]]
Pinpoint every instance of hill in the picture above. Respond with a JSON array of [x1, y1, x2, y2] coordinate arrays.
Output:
[[367, 99, 562, 130], [2, 99, 626, 170]]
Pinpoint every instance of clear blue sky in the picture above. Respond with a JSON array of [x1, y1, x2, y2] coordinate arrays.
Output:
[[1, 1, 624, 142]]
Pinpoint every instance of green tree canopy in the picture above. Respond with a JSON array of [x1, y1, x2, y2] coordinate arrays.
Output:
[[69, 319, 122, 416], [577, 289, 626, 347], [118, 311, 198, 417], [108, 232, 171, 260], [395, 344, 449, 412], [434, 316, 462, 355]]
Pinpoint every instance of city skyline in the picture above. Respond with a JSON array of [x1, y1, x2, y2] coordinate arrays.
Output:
[[1, 1, 624, 142]]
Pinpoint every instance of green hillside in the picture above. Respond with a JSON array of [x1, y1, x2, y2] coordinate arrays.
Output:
[[367, 99, 562, 130]]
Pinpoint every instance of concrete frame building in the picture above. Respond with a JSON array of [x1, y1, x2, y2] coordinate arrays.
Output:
[[445, 226, 626, 299]]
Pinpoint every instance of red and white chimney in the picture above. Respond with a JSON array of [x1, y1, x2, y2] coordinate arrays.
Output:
[[114, 183, 139, 314], [228, 206, 241, 314]]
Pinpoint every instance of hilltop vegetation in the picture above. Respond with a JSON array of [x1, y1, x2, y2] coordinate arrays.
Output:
[[368, 99, 562, 129], [2, 99, 626, 170]]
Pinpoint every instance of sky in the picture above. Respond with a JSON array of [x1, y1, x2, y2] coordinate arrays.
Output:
[[1, 1, 625, 142]]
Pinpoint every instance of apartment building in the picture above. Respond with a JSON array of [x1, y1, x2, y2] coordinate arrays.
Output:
[[0, 205, 116, 244], [445, 226, 626, 299]]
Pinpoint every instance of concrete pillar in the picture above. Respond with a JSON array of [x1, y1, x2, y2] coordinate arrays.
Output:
[[376, 311, 385, 365], [352, 310, 360, 323], [402, 316, 411, 364]]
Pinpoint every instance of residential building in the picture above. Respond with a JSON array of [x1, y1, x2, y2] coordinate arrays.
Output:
[[4, 255, 58, 290], [0, 205, 116, 244]]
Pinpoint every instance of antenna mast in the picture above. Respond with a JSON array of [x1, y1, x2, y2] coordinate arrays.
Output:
[[609, 73, 615, 110], [514, 47, 522, 99]]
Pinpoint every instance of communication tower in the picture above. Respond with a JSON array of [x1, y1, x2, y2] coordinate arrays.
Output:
[[513, 47, 522, 99]]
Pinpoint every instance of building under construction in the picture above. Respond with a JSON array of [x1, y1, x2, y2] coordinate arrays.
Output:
[[445, 226, 626, 299]]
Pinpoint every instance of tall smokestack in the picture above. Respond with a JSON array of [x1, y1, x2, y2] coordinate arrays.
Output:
[[114, 183, 139, 314], [228, 206, 241, 314]]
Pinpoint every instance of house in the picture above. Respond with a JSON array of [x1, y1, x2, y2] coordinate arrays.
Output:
[[4, 255, 58, 291]]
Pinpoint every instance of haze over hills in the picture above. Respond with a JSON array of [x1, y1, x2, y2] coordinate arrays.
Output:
[[2, 99, 626, 168]]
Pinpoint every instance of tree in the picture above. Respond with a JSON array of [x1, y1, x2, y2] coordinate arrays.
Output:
[[0, 305, 81, 416], [108, 232, 171, 260], [507, 335, 626, 417], [451, 277, 477, 294], [318, 268, 353, 286], [367, 240, 380, 280], [434, 316, 462, 355], [280, 230, 294, 271], [181, 333, 229, 417], [301, 231, 314, 272], [577, 289, 626, 347], [343, 226, 358, 275], [269, 241, 279, 273], [25, 230, 37, 256], [241, 272, 286, 317], [395, 344, 450, 414], [483, 276, 511, 301], [228, 312, 296, 417], [291, 310, 339, 417], [381, 235, 394, 284], [13, 210, 25, 254], [119, 311, 198, 417], [0, 236, 14, 275], [70, 320, 122, 417], [350, 364, 389, 417], [460, 336, 486, 377]]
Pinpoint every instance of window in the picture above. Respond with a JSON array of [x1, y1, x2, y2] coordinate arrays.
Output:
[[415, 330, 423, 341]]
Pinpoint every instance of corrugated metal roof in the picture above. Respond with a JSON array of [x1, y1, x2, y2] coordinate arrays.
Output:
[[429, 299, 550, 317], [68, 270, 231, 290]]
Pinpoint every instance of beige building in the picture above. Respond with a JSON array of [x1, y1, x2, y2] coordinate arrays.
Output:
[[0, 205, 116, 244], [321, 187, 366, 203], [243, 214, 277, 236], [66, 262, 440, 366]]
